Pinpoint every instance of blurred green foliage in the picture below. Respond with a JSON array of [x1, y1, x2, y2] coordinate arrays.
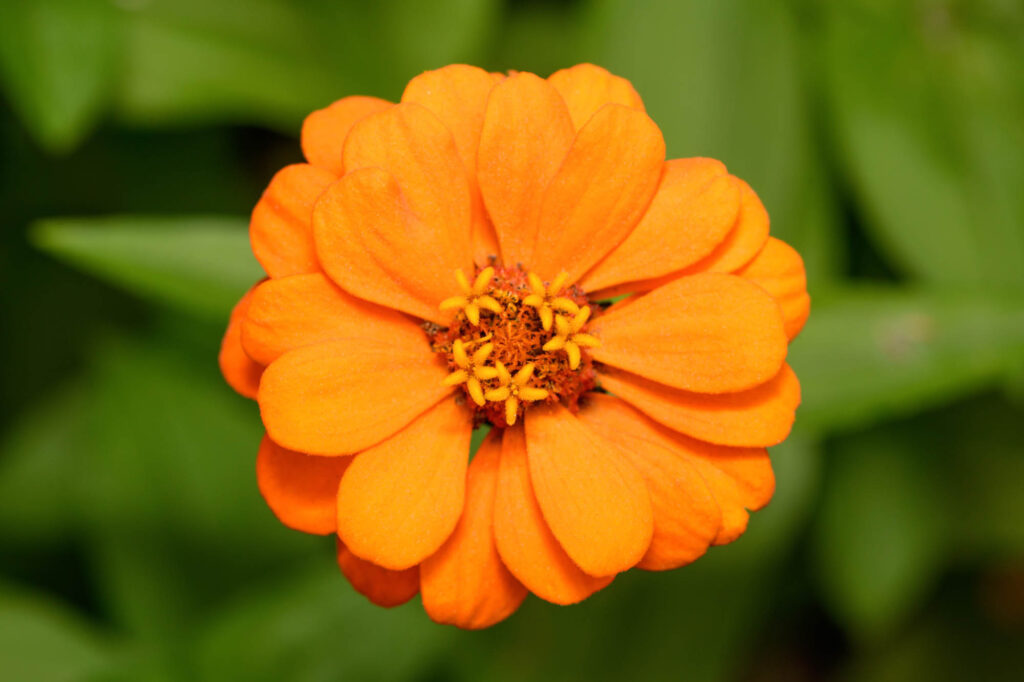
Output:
[[1, 0, 1023, 680]]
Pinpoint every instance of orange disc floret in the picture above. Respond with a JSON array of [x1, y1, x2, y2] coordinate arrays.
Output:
[[428, 264, 597, 427], [219, 62, 808, 630]]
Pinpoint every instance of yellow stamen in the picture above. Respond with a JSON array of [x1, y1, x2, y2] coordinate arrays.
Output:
[[475, 366, 500, 381], [466, 377, 485, 406], [571, 305, 591, 331], [441, 267, 500, 326], [456, 269, 472, 293], [495, 360, 511, 386], [442, 369, 468, 387], [484, 386, 511, 402], [485, 360, 549, 425], [538, 306, 553, 332], [521, 387, 548, 402], [550, 272, 570, 294], [565, 342, 581, 371], [505, 397, 519, 426], [472, 268, 494, 294], [542, 335, 565, 352], [472, 342, 494, 365], [518, 386, 549, 402], [444, 339, 499, 406], [452, 339, 470, 368], [544, 306, 599, 370], [439, 295, 468, 311], [523, 270, 577, 331], [514, 363, 535, 384], [479, 297, 503, 313], [465, 302, 480, 326], [552, 297, 580, 314]]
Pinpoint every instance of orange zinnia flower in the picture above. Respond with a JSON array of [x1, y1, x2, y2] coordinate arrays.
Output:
[[220, 64, 809, 629]]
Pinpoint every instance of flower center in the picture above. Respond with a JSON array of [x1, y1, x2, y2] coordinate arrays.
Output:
[[427, 265, 599, 427]]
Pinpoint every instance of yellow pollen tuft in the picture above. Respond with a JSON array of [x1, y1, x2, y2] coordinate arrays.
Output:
[[440, 267, 502, 325], [523, 271, 579, 331], [443, 338, 498, 406], [542, 306, 600, 370], [483, 361, 549, 426]]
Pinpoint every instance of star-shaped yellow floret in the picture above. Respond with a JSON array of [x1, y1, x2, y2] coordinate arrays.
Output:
[[523, 271, 580, 331], [443, 339, 500, 406], [439, 267, 502, 325], [542, 306, 599, 370], [483, 361, 549, 426]]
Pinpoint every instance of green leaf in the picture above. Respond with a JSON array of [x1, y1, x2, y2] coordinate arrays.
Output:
[[375, 0, 500, 77], [469, 424, 491, 458], [814, 427, 946, 641], [31, 215, 260, 318], [821, 1, 1024, 290], [193, 565, 455, 682], [114, 0, 340, 131], [848, 608, 1024, 682], [0, 382, 88, 544], [112, 0, 501, 131], [790, 287, 1024, 433], [939, 396, 1024, 556], [580, 0, 845, 287], [0, 587, 113, 682], [0, 0, 117, 152], [76, 332, 317, 636], [490, 1, 588, 77]]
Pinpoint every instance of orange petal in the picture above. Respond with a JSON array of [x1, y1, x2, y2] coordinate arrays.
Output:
[[590, 272, 787, 393], [401, 64, 500, 265], [477, 72, 575, 266], [336, 540, 419, 608], [580, 395, 773, 546], [576, 395, 722, 570], [587, 183, 770, 297], [737, 237, 810, 340], [313, 167, 472, 324], [525, 404, 653, 576], [530, 105, 664, 283], [241, 273, 423, 366], [494, 425, 612, 603], [342, 103, 472, 270], [336, 398, 472, 570], [250, 164, 336, 279], [548, 63, 645, 130], [583, 279, 654, 302], [256, 435, 351, 535], [580, 158, 741, 292], [258, 338, 451, 455], [685, 445, 775, 545], [401, 65, 495, 179], [598, 364, 800, 448], [301, 96, 392, 176], [686, 177, 770, 274], [420, 431, 527, 629], [219, 287, 263, 399]]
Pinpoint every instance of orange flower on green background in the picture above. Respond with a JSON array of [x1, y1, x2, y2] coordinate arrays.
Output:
[[219, 63, 809, 629]]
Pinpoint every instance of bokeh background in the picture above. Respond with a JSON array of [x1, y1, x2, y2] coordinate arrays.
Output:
[[2, 0, 1023, 680]]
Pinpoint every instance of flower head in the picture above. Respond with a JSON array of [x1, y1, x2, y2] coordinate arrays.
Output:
[[220, 63, 809, 629]]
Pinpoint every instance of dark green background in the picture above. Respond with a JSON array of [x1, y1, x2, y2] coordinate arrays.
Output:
[[2, 0, 1023, 680]]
